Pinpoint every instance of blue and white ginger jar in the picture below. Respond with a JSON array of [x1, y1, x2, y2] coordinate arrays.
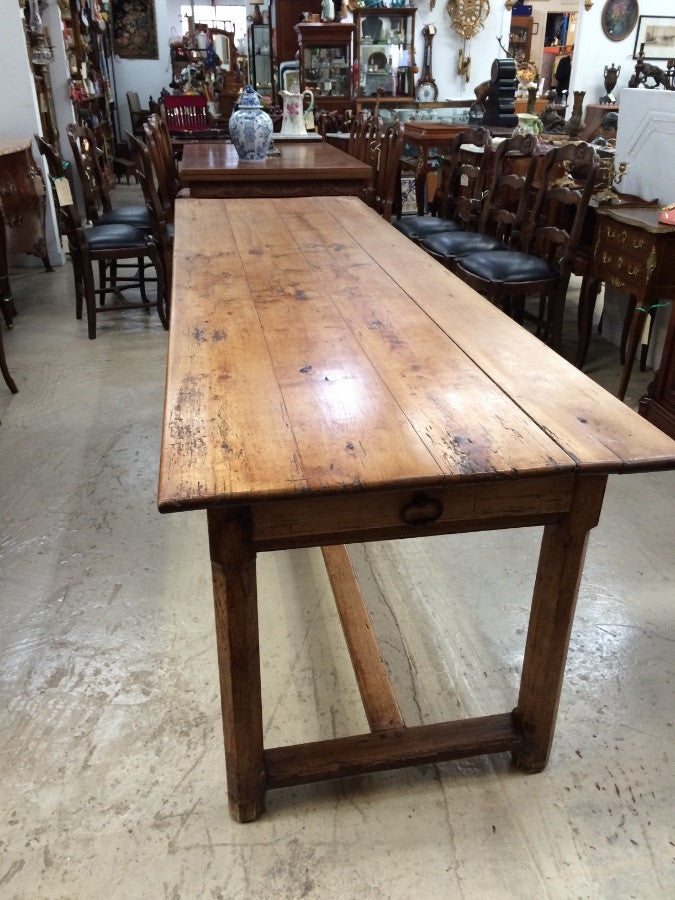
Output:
[[229, 85, 273, 162]]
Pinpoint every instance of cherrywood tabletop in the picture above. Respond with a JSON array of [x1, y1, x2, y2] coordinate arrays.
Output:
[[158, 196, 675, 513], [179, 140, 373, 183]]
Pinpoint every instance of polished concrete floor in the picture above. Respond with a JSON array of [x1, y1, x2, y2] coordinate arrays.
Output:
[[1, 195, 673, 898]]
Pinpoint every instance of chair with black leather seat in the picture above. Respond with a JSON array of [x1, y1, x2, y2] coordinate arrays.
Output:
[[143, 115, 183, 223], [36, 135, 167, 339], [454, 141, 600, 353], [420, 133, 539, 270], [66, 123, 151, 232], [372, 122, 405, 222], [126, 133, 174, 299], [393, 127, 490, 243], [346, 113, 382, 208]]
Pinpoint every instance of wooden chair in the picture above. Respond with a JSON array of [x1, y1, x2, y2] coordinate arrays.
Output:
[[454, 141, 600, 352], [372, 123, 405, 222], [420, 133, 539, 270], [126, 133, 174, 298], [347, 113, 382, 207], [66, 123, 151, 231], [393, 127, 490, 243], [144, 115, 183, 223], [163, 95, 208, 138], [36, 135, 167, 339], [127, 90, 150, 140]]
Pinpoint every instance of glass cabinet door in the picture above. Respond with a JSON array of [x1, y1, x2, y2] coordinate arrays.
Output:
[[354, 8, 416, 101], [295, 23, 354, 101], [248, 24, 274, 97]]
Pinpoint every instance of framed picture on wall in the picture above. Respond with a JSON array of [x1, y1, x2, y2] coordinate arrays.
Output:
[[633, 16, 675, 60], [600, 0, 639, 43]]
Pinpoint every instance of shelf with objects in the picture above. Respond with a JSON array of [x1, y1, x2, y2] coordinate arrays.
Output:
[[248, 22, 275, 101], [167, 22, 244, 126], [295, 23, 355, 113], [508, 15, 533, 66], [353, 6, 416, 108], [62, 0, 116, 188]]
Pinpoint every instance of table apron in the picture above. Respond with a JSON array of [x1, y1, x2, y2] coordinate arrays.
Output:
[[251, 473, 577, 551], [187, 179, 370, 199]]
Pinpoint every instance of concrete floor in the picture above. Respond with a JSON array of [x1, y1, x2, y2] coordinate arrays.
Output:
[[1, 192, 673, 898]]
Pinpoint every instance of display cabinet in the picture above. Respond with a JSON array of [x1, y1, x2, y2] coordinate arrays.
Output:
[[295, 23, 355, 111], [353, 6, 416, 105], [508, 16, 533, 65], [248, 24, 274, 98]]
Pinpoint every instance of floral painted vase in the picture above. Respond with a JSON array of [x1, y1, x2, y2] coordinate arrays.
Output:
[[228, 85, 273, 162]]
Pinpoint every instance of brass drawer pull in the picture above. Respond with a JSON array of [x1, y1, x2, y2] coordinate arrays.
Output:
[[627, 265, 639, 276], [401, 494, 443, 527]]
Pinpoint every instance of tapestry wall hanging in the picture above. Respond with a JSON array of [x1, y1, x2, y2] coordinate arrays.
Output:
[[111, 0, 159, 59]]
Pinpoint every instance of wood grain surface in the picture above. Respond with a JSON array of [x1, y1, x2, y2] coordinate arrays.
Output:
[[180, 141, 373, 183], [158, 197, 675, 513]]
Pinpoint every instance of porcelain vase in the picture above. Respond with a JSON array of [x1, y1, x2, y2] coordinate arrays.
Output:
[[229, 85, 273, 162]]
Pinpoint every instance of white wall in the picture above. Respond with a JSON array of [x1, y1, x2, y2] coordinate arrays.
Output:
[[570, 0, 668, 105]]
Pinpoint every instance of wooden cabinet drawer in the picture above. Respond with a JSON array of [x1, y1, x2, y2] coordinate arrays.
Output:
[[594, 235, 649, 294]]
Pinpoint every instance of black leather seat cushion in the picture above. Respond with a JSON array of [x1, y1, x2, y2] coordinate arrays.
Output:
[[84, 223, 151, 251], [422, 231, 506, 258], [457, 250, 558, 283], [393, 216, 461, 239], [99, 205, 152, 229]]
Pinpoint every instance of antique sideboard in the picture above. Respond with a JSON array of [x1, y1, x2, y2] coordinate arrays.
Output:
[[0, 137, 52, 328]]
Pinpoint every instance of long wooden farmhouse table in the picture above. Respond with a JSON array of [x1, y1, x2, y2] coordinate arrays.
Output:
[[158, 196, 675, 822]]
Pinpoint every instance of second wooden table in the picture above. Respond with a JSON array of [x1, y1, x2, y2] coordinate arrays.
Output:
[[180, 140, 373, 199]]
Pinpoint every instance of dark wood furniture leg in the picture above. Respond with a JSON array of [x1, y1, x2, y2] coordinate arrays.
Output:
[[512, 474, 607, 773], [0, 323, 18, 393], [207, 507, 265, 823]]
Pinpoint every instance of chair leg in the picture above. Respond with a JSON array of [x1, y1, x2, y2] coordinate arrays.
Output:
[[138, 256, 150, 306], [0, 326, 18, 393], [98, 259, 107, 305], [71, 254, 84, 320], [82, 262, 98, 339], [149, 247, 168, 330]]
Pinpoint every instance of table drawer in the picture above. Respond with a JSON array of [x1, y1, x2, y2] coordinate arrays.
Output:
[[252, 475, 576, 550]]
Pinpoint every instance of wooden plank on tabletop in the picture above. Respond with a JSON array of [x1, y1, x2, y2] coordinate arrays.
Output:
[[158, 199, 307, 511], [329, 196, 675, 473]]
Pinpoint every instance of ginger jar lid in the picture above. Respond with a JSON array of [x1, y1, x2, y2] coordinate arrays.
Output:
[[238, 85, 262, 108]]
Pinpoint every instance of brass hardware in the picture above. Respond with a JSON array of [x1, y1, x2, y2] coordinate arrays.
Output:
[[627, 265, 639, 277], [647, 248, 657, 280], [457, 48, 471, 82], [633, 238, 645, 250]]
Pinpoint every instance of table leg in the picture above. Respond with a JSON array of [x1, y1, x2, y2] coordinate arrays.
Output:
[[512, 474, 607, 773], [207, 507, 265, 822]]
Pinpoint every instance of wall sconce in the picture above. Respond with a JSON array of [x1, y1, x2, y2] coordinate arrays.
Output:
[[505, 0, 516, 10], [584, 0, 593, 10]]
